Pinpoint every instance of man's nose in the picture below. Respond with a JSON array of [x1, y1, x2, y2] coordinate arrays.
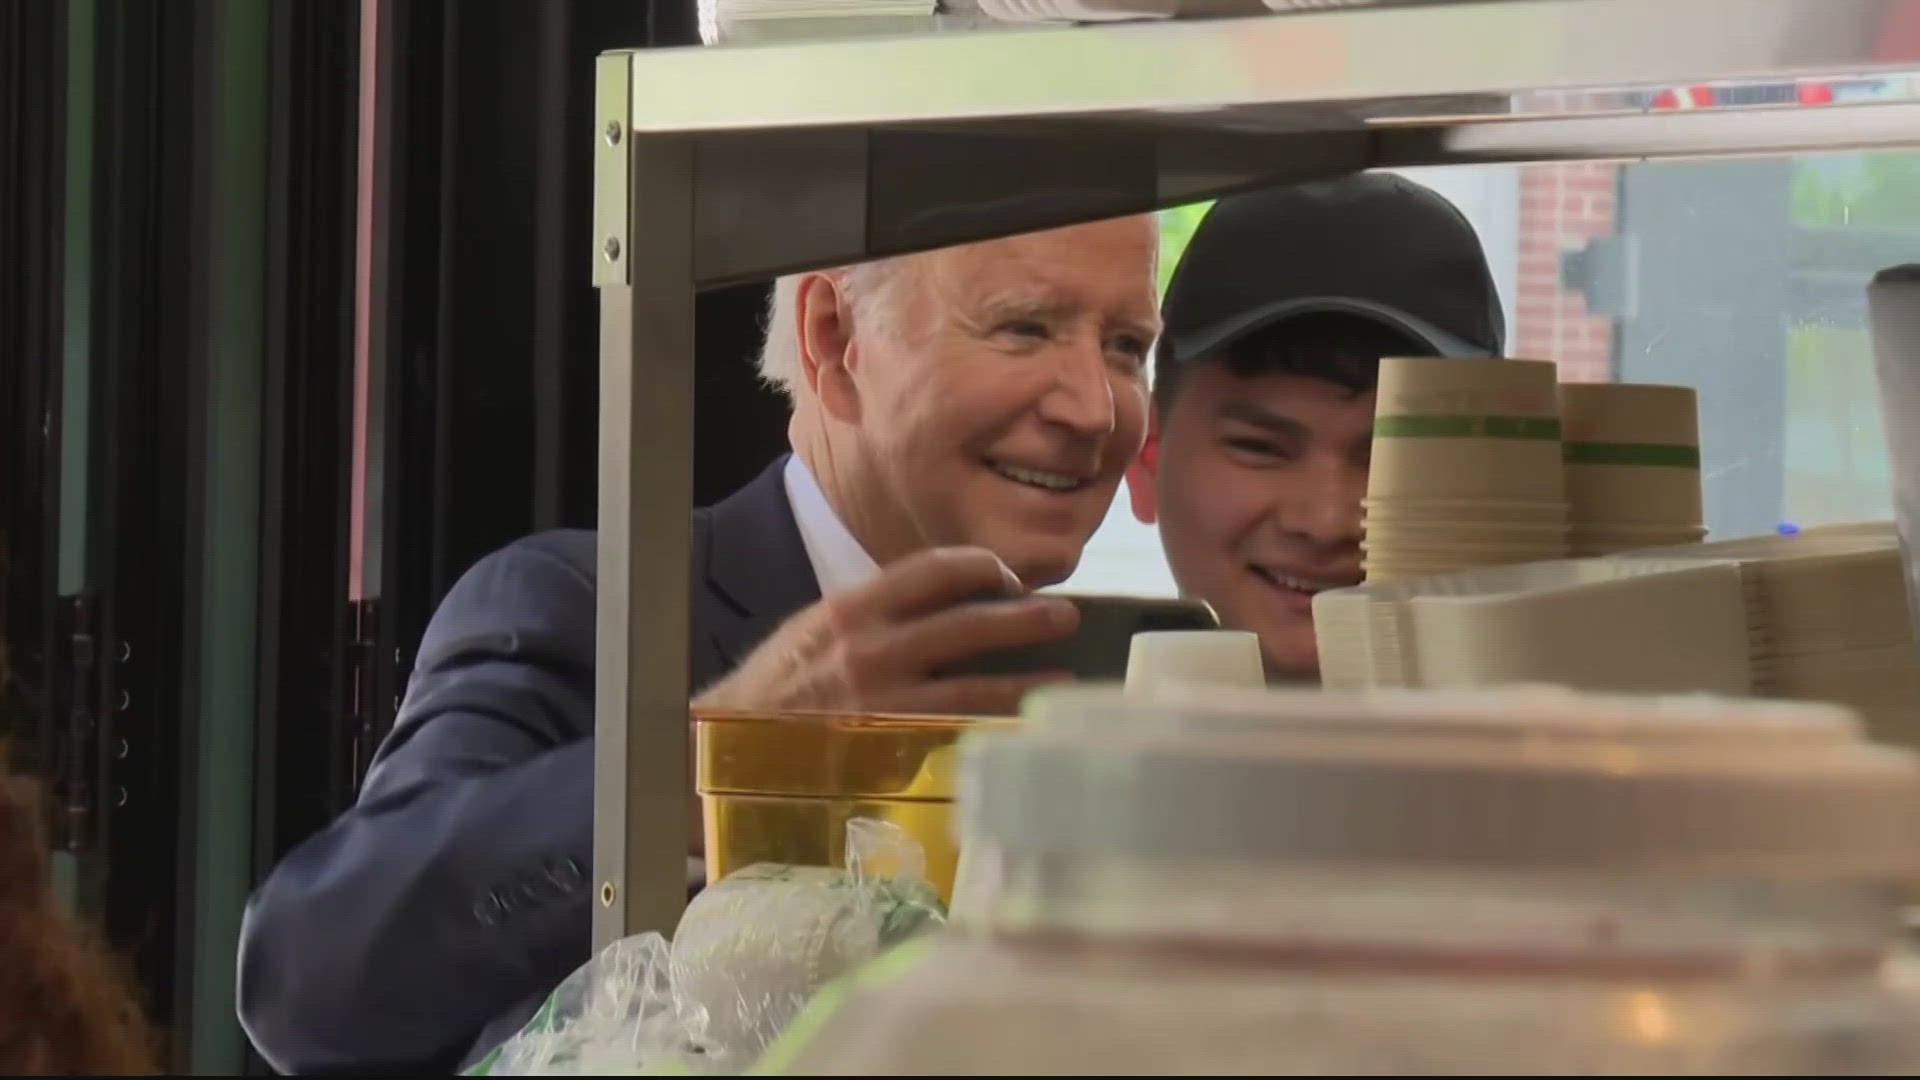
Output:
[[1035, 337, 1117, 438], [1285, 459, 1366, 544]]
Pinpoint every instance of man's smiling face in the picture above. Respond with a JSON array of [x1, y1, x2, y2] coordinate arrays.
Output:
[[1143, 367, 1370, 677], [834, 218, 1162, 587], [1129, 315, 1419, 679]]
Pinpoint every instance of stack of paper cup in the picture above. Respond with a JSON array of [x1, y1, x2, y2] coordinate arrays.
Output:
[[1559, 382, 1706, 556], [1363, 357, 1569, 582]]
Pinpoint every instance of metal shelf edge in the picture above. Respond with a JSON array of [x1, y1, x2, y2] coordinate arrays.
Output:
[[612, 0, 1920, 134]]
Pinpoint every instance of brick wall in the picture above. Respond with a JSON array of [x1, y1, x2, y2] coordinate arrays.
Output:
[[1514, 161, 1621, 383]]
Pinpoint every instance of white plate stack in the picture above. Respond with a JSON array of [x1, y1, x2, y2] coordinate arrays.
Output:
[[1558, 382, 1707, 556], [901, 0, 1397, 29], [976, 0, 1179, 21], [1313, 586, 1419, 689], [695, 0, 1473, 44], [1618, 524, 1920, 746], [1320, 516, 1920, 745], [1315, 557, 1752, 694], [1362, 357, 1570, 583], [699, 0, 971, 45]]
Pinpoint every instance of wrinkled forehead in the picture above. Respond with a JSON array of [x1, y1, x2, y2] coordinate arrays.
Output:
[[911, 216, 1160, 322]]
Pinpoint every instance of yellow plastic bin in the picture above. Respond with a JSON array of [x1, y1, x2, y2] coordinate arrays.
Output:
[[695, 709, 1010, 903]]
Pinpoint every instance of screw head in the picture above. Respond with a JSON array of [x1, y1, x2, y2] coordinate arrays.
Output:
[[603, 236, 622, 262], [604, 120, 623, 146]]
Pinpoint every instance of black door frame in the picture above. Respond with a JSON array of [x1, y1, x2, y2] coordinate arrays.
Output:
[[0, 0, 69, 784], [356, 0, 775, 760]]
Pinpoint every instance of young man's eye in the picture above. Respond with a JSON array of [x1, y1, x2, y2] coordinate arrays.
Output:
[[1224, 437, 1294, 462]]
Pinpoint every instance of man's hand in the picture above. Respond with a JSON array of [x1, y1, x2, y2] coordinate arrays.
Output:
[[694, 546, 1079, 717]]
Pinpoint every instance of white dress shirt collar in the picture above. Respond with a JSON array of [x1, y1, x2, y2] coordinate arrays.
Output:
[[783, 453, 880, 597]]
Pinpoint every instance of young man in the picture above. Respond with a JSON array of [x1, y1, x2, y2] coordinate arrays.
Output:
[[1128, 174, 1506, 680]]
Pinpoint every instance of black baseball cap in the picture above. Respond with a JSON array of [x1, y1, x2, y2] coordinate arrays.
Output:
[[1158, 173, 1506, 373]]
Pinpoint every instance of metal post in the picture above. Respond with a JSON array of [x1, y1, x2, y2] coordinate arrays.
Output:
[[592, 51, 695, 949]]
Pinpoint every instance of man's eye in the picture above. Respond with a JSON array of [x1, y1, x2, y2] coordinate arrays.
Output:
[[1225, 437, 1293, 462], [1000, 320, 1050, 340], [1108, 335, 1151, 362]]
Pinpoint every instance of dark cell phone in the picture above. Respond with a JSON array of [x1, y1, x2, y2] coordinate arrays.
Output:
[[939, 593, 1220, 681]]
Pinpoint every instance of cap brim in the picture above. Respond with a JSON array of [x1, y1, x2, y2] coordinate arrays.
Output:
[[1165, 296, 1495, 365]]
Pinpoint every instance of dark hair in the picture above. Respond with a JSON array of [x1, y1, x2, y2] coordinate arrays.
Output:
[[1153, 312, 1430, 416], [0, 752, 158, 1074]]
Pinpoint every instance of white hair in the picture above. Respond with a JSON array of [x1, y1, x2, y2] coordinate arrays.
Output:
[[756, 260, 907, 399], [756, 216, 1161, 398]]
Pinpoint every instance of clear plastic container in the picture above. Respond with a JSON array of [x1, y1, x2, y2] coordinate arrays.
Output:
[[761, 688, 1920, 1075]]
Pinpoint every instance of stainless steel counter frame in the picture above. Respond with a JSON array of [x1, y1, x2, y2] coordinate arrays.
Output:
[[590, 0, 1920, 948]]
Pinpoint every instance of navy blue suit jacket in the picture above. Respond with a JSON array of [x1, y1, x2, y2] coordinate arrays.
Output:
[[237, 458, 820, 1074]]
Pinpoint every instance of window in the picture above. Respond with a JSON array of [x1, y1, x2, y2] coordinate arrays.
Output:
[[1061, 148, 1916, 595]]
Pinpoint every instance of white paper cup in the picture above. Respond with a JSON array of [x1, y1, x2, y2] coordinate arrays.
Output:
[[1125, 630, 1267, 693]]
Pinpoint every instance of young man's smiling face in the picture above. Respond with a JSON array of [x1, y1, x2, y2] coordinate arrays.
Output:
[[1129, 316, 1415, 679]]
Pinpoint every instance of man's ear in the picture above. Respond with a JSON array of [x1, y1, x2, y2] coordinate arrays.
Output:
[[1127, 410, 1162, 524], [797, 272, 862, 422]]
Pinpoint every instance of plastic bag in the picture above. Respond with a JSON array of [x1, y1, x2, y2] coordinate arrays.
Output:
[[471, 819, 945, 1075], [473, 932, 708, 1076]]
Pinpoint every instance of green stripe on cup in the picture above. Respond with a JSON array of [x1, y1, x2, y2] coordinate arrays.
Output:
[[1563, 441, 1701, 468], [1374, 415, 1562, 440]]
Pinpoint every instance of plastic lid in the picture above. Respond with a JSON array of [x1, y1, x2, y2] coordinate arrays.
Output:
[[961, 686, 1920, 880]]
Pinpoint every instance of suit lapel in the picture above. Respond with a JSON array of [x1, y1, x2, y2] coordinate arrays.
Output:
[[699, 455, 822, 676]]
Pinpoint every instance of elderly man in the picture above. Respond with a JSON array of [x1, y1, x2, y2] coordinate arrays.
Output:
[[235, 215, 1160, 1074]]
